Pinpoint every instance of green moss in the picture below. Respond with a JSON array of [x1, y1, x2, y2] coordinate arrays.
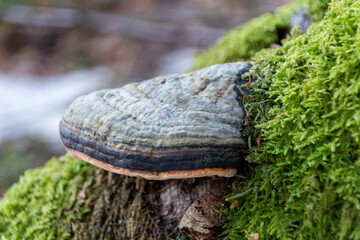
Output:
[[192, 0, 333, 71], [222, 0, 360, 239], [191, 1, 303, 71], [0, 154, 160, 240], [0, 154, 90, 239], [306, 0, 331, 21]]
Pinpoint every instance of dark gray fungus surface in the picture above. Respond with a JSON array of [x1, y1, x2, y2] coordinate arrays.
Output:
[[60, 62, 251, 180]]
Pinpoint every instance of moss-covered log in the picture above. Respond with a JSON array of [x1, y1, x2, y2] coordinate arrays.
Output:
[[0, 154, 235, 239], [4, 0, 356, 239]]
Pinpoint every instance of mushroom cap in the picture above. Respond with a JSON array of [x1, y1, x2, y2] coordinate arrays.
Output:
[[60, 62, 250, 180]]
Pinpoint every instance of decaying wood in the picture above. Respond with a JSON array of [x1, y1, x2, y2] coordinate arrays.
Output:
[[179, 195, 224, 240], [69, 167, 232, 240]]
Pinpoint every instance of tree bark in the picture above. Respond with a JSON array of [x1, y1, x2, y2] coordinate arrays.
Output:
[[70, 167, 234, 240]]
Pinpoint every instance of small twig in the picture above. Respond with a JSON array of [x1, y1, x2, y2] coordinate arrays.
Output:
[[225, 188, 253, 201], [256, 131, 263, 148], [245, 99, 273, 106]]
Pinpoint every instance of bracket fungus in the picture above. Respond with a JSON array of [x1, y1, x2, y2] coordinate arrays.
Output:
[[60, 62, 250, 180]]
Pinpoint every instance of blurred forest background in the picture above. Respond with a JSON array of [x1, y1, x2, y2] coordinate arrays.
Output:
[[0, 0, 293, 195]]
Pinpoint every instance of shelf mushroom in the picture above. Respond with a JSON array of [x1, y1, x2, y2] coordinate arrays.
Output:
[[59, 62, 250, 180]]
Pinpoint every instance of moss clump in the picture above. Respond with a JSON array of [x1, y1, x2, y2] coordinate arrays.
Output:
[[0, 154, 162, 240], [192, 0, 332, 71], [306, 0, 331, 21], [0, 154, 90, 239], [222, 0, 360, 239], [191, 1, 302, 71]]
